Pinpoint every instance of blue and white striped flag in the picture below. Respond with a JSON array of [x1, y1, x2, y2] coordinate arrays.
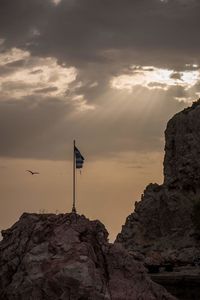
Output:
[[74, 146, 84, 169]]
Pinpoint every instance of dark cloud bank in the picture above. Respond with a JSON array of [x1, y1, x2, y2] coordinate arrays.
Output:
[[0, 0, 199, 160], [1, 0, 200, 66]]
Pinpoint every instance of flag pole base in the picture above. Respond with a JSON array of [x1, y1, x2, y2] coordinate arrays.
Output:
[[71, 206, 77, 214]]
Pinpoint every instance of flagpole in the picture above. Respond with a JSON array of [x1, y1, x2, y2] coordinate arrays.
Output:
[[72, 139, 76, 213]]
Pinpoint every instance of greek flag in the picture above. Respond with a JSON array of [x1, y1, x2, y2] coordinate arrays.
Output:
[[74, 146, 84, 169]]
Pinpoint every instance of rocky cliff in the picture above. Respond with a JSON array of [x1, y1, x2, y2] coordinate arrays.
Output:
[[0, 213, 175, 300], [116, 100, 200, 265], [164, 100, 200, 191]]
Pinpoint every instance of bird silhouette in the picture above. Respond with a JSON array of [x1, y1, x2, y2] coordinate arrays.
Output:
[[26, 170, 40, 175]]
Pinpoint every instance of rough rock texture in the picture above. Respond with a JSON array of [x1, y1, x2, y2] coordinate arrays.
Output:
[[164, 100, 200, 191], [0, 213, 175, 300], [116, 100, 200, 265]]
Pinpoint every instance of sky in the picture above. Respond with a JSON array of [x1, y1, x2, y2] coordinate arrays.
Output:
[[0, 0, 200, 241]]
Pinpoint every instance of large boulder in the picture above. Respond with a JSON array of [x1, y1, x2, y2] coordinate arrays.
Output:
[[0, 213, 175, 300], [116, 100, 200, 265]]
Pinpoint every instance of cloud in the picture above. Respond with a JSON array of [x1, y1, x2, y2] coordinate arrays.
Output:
[[0, 0, 200, 67], [51, 0, 62, 5], [0, 48, 196, 161], [0, 48, 30, 66], [0, 48, 77, 99], [0, 85, 187, 160], [0, 0, 199, 161], [110, 66, 200, 93]]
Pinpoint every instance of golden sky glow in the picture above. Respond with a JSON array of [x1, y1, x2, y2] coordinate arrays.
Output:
[[0, 152, 163, 241]]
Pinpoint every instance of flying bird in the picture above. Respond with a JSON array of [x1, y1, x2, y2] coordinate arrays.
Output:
[[26, 170, 40, 175]]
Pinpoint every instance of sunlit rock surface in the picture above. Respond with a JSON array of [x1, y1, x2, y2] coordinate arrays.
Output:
[[0, 213, 175, 300], [116, 100, 200, 265]]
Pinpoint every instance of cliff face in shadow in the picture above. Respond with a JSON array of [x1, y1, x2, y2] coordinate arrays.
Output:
[[164, 100, 200, 191], [0, 213, 175, 300], [116, 100, 200, 265]]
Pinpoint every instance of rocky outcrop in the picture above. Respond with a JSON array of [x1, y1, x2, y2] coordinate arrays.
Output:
[[164, 100, 200, 191], [0, 213, 175, 300], [116, 100, 200, 265]]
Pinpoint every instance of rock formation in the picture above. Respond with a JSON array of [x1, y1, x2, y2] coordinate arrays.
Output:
[[164, 100, 200, 191], [0, 213, 175, 300], [116, 100, 200, 265]]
